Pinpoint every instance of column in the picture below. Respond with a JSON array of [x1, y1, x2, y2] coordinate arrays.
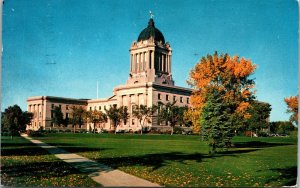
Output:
[[140, 52, 143, 71], [169, 55, 171, 73], [130, 54, 133, 72], [163, 54, 166, 72], [143, 52, 146, 71], [158, 53, 161, 71], [137, 53, 140, 73], [132, 53, 136, 73], [151, 51, 154, 70], [147, 51, 150, 69], [167, 55, 169, 73]]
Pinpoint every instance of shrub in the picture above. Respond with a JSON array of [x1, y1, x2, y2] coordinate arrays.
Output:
[[27, 130, 47, 137], [258, 131, 268, 137]]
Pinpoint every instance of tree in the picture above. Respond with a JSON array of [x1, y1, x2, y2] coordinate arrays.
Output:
[[200, 89, 232, 154], [158, 102, 187, 135], [188, 52, 256, 153], [85, 110, 107, 133], [51, 106, 64, 127], [132, 104, 157, 135], [246, 101, 272, 137], [105, 105, 121, 134], [1, 105, 33, 139], [183, 108, 201, 133], [70, 106, 85, 133], [119, 106, 130, 126], [98, 111, 108, 132], [284, 96, 298, 125], [270, 121, 295, 135], [83, 110, 92, 131]]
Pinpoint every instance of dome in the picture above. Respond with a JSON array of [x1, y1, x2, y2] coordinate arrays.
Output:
[[137, 19, 165, 44]]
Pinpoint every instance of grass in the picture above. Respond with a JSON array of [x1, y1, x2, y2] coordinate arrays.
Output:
[[34, 133, 297, 187], [1, 136, 101, 187]]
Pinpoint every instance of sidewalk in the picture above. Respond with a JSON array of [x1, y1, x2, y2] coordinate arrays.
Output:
[[22, 134, 161, 187]]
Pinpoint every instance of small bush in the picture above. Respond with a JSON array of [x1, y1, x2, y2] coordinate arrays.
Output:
[[27, 130, 47, 137], [101, 129, 108, 133], [258, 131, 269, 137]]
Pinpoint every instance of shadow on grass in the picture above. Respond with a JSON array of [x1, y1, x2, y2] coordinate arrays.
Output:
[[1, 161, 82, 178], [2, 143, 109, 157], [264, 166, 297, 186], [94, 149, 258, 171], [233, 141, 292, 148], [1, 142, 36, 147]]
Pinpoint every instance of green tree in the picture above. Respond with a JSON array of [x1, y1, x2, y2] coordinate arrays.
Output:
[[246, 101, 272, 136], [70, 106, 85, 133], [119, 106, 130, 126], [188, 52, 257, 152], [1, 105, 33, 139], [105, 105, 121, 134], [158, 102, 188, 135], [85, 110, 108, 133], [200, 89, 233, 154], [132, 105, 157, 135], [98, 111, 108, 132], [270, 121, 295, 135], [51, 106, 64, 127]]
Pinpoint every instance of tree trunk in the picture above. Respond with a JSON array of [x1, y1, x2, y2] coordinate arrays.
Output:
[[171, 126, 174, 135], [140, 120, 143, 135], [93, 123, 96, 134]]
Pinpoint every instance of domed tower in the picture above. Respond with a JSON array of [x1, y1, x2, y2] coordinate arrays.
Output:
[[127, 18, 174, 86]]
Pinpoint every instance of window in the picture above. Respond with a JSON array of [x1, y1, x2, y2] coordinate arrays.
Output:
[[187, 97, 190, 104], [173, 96, 176, 102], [158, 93, 161, 100], [90, 107, 92, 111], [99, 106, 101, 110], [94, 106, 96, 110], [66, 105, 69, 110], [166, 95, 169, 101], [59, 104, 61, 109], [180, 97, 183, 103], [51, 104, 54, 109], [66, 113, 69, 119], [39, 112, 42, 118], [104, 105, 106, 110], [113, 104, 117, 108]]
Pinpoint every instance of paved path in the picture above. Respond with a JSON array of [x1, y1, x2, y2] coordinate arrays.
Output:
[[22, 134, 161, 187]]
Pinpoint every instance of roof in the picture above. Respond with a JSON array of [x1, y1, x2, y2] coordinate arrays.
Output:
[[137, 18, 165, 44]]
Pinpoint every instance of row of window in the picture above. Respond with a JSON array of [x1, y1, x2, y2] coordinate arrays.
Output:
[[89, 104, 117, 111], [51, 112, 69, 119], [157, 93, 189, 104], [90, 105, 105, 111], [51, 104, 66, 109]]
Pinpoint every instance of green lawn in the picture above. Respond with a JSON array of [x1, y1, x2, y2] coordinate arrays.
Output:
[[1, 136, 101, 187], [34, 133, 297, 187]]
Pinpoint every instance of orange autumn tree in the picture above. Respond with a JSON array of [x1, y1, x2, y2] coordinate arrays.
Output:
[[188, 52, 256, 153], [284, 96, 298, 125]]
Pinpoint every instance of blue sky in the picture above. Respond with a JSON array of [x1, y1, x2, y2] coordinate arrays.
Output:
[[2, 0, 298, 121]]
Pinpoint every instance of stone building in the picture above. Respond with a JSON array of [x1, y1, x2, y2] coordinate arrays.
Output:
[[27, 18, 192, 131]]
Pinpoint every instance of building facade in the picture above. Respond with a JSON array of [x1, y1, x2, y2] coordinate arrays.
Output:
[[27, 18, 192, 131]]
